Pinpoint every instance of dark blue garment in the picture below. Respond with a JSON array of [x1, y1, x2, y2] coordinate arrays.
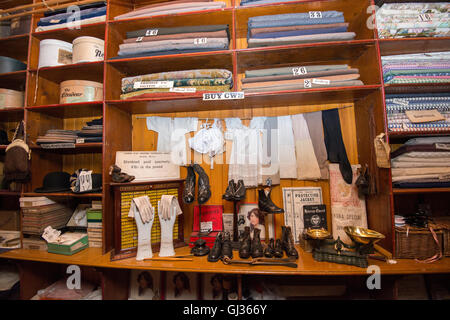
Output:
[[37, 7, 106, 26], [251, 26, 348, 39], [112, 47, 228, 59]]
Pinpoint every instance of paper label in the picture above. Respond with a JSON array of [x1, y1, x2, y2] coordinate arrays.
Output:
[[170, 87, 196, 93], [200, 221, 213, 233], [418, 14, 432, 22], [312, 78, 330, 85], [303, 79, 312, 88], [436, 143, 450, 150], [309, 11, 323, 18], [392, 98, 409, 106], [76, 138, 85, 144], [194, 38, 207, 45], [79, 170, 93, 193], [0, 94, 5, 106], [133, 81, 174, 89], [405, 109, 445, 123], [145, 29, 158, 36], [42, 226, 61, 243], [292, 67, 307, 76], [203, 92, 244, 100], [58, 48, 72, 65], [136, 37, 143, 42]]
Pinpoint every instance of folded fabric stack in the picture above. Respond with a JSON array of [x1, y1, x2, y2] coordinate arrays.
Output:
[[114, 0, 226, 20], [386, 93, 450, 132], [382, 51, 450, 85], [87, 201, 102, 248], [120, 68, 233, 99], [376, 2, 449, 39], [115, 24, 230, 59], [36, 129, 79, 148], [241, 64, 363, 92], [35, 1, 107, 32], [240, 0, 300, 6], [246, 11, 355, 48], [391, 136, 450, 188], [395, 215, 406, 227], [77, 118, 103, 143]]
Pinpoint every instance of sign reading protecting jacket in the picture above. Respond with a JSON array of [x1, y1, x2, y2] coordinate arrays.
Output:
[[115, 151, 180, 182]]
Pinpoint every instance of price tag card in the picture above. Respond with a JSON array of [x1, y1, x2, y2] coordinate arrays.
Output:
[[392, 98, 409, 106], [292, 66, 307, 76], [79, 170, 93, 193], [303, 79, 312, 88], [200, 221, 213, 233], [145, 29, 158, 36], [309, 11, 323, 18], [203, 92, 245, 100], [42, 226, 61, 243], [312, 78, 330, 85], [170, 87, 197, 93], [76, 138, 85, 144], [194, 38, 208, 45], [418, 14, 432, 22], [136, 37, 144, 42], [134, 80, 174, 89]]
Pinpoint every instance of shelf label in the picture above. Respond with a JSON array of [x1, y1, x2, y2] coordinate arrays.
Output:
[[392, 98, 409, 106], [136, 37, 144, 42], [418, 14, 432, 22], [309, 11, 323, 19], [134, 81, 174, 89], [170, 87, 197, 93], [79, 170, 93, 193], [145, 29, 158, 36], [303, 79, 312, 88], [292, 67, 307, 76], [76, 138, 85, 144], [312, 78, 330, 85], [194, 38, 208, 45], [203, 92, 245, 100]]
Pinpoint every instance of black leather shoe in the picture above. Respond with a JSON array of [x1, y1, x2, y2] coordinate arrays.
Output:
[[264, 238, 275, 258], [182, 165, 196, 204], [221, 232, 233, 260], [258, 189, 284, 214], [251, 228, 264, 258], [193, 164, 211, 204], [208, 232, 223, 262], [222, 179, 236, 202], [239, 226, 251, 259], [274, 239, 284, 258], [234, 180, 246, 201], [282, 226, 298, 258], [191, 239, 210, 256]]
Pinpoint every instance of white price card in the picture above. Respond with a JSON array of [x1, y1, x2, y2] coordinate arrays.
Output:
[[418, 14, 432, 22], [42, 226, 61, 243], [79, 170, 93, 193], [145, 29, 158, 36], [134, 80, 174, 89], [170, 87, 197, 93], [292, 66, 307, 76], [201, 221, 213, 233], [194, 38, 208, 45], [312, 78, 330, 85], [76, 138, 85, 144], [392, 98, 409, 106], [309, 11, 322, 18], [203, 92, 245, 100], [136, 37, 144, 42], [303, 79, 312, 88]]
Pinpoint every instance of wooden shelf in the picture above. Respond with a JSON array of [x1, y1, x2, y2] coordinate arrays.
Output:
[[2, 246, 450, 276], [30, 61, 104, 83], [379, 37, 450, 56], [30, 142, 103, 153], [0, 190, 21, 196], [0, 34, 29, 63], [393, 188, 450, 195], [0, 70, 27, 91], [389, 130, 450, 139], [22, 192, 103, 198], [32, 22, 106, 40], [0, 107, 24, 114], [384, 83, 450, 94], [26, 101, 103, 118]]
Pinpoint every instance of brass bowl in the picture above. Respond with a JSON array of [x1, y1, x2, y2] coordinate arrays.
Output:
[[344, 226, 385, 245], [306, 228, 330, 240]]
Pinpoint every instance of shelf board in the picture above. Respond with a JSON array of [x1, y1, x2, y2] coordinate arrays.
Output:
[[26, 101, 103, 118], [0, 190, 20, 196], [32, 22, 106, 41], [2, 246, 450, 276], [393, 188, 450, 194], [30, 61, 104, 83], [0, 107, 24, 114], [389, 130, 450, 139], [30, 60, 104, 74], [30, 142, 103, 153], [379, 37, 450, 56], [0, 34, 29, 63], [384, 82, 450, 94], [107, 85, 381, 114], [22, 192, 103, 198], [0, 70, 27, 90]]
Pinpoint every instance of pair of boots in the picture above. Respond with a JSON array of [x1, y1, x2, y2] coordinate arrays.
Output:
[[238, 227, 264, 259], [262, 226, 299, 258], [222, 179, 246, 202], [208, 232, 233, 262], [258, 189, 284, 214], [183, 164, 211, 204]]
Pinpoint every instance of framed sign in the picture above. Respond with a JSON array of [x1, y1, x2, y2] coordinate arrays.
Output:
[[165, 271, 200, 300], [129, 270, 161, 300], [238, 203, 265, 240]]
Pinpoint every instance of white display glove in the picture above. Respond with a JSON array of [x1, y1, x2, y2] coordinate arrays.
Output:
[[158, 201, 176, 257]]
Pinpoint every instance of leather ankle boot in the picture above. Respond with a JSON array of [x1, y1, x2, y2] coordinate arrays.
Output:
[[258, 189, 284, 214], [239, 226, 251, 259], [193, 164, 211, 204], [274, 239, 284, 258], [182, 165, 195, 204], [208, 232, 223, 262], [251, 228, 264, 258], [264, 238, 275, 258], [282, 226, 298, 258], [222, 179, 236, 202], [234, 180, 246, 201], [221, 232, 233, 260]]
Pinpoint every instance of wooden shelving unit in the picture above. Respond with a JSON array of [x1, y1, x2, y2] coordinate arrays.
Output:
[[0, 0, 448, 300]]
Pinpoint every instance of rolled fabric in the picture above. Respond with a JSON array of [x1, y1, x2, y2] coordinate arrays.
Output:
[[252, 25, 348, 39], [247, 32, 356, 47], [245, 64, 349, 78], [123, 30, 228, 43], [249, 17, 346, 29], [120, 85, 230, 99], [249, 22, 350, 36], [126, 24, 229, 39], [242, 80, 364, 93], [123, 77, 232, 94], [248, 11, 344, 23]]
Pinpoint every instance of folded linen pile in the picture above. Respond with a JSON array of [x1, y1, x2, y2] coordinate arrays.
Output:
[[386, 93, 450, 133], [241, 64, 363, 92], [246, 11, 355, 48], [391, 136, 450, 188], [240, 0, 301, 6], [376, 2, 449, 39], [114, 0, 226, 20], [120, 68, 233, 99], [77, 118, 103, 143], [382, 51, 450, 85], [115, 24, 230, 59], [35, 1, 107, 32], [36, 129, 79, 147]]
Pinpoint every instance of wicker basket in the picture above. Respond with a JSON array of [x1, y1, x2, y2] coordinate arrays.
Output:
[[395, 225, 444, 259], [433, 217, 450, 257]]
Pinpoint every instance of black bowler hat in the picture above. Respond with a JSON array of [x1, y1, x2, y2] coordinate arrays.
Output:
[[34, 171, 71, 193]]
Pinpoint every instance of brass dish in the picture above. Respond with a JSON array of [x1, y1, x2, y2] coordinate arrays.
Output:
[[306, 228, 330, 240], [344, 226, 385, 245]]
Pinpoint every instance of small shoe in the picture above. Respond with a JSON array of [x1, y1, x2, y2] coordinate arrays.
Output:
[[258, 189, 284, 214], [264, 238, 275, 258], [281, 226, 298, 259], [193, 164, 211, 204], [238, 226, 251, 259], [207, 232, 223, 262], [251, 228, 264, 258], [221, 232, 233, 260], [233, 180, 246, 201], [273, 239, 284, 258], [222, 179, 236, 202], [182, 165, 196, 204]]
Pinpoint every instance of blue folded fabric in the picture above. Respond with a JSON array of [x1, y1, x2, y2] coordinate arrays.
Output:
[[252, 26, 348, 39], [393, 181, 450, 188], [248, 11, 343, 23], [384, 72, 450, 82], [249, 16, 346, 29], [37, 6, 106, 26], [111, 48, 226, 59]]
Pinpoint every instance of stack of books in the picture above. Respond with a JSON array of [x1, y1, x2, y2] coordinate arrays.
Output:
[[87, 200, 102, 248]]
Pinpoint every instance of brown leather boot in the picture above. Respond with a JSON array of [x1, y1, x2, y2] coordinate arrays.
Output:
[[282, 226, 298, 258], [239, 226, 251, 259], [251, 228, 264, 258]]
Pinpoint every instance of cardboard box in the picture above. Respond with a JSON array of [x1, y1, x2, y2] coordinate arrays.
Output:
[[47, 232, 88, 255]]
